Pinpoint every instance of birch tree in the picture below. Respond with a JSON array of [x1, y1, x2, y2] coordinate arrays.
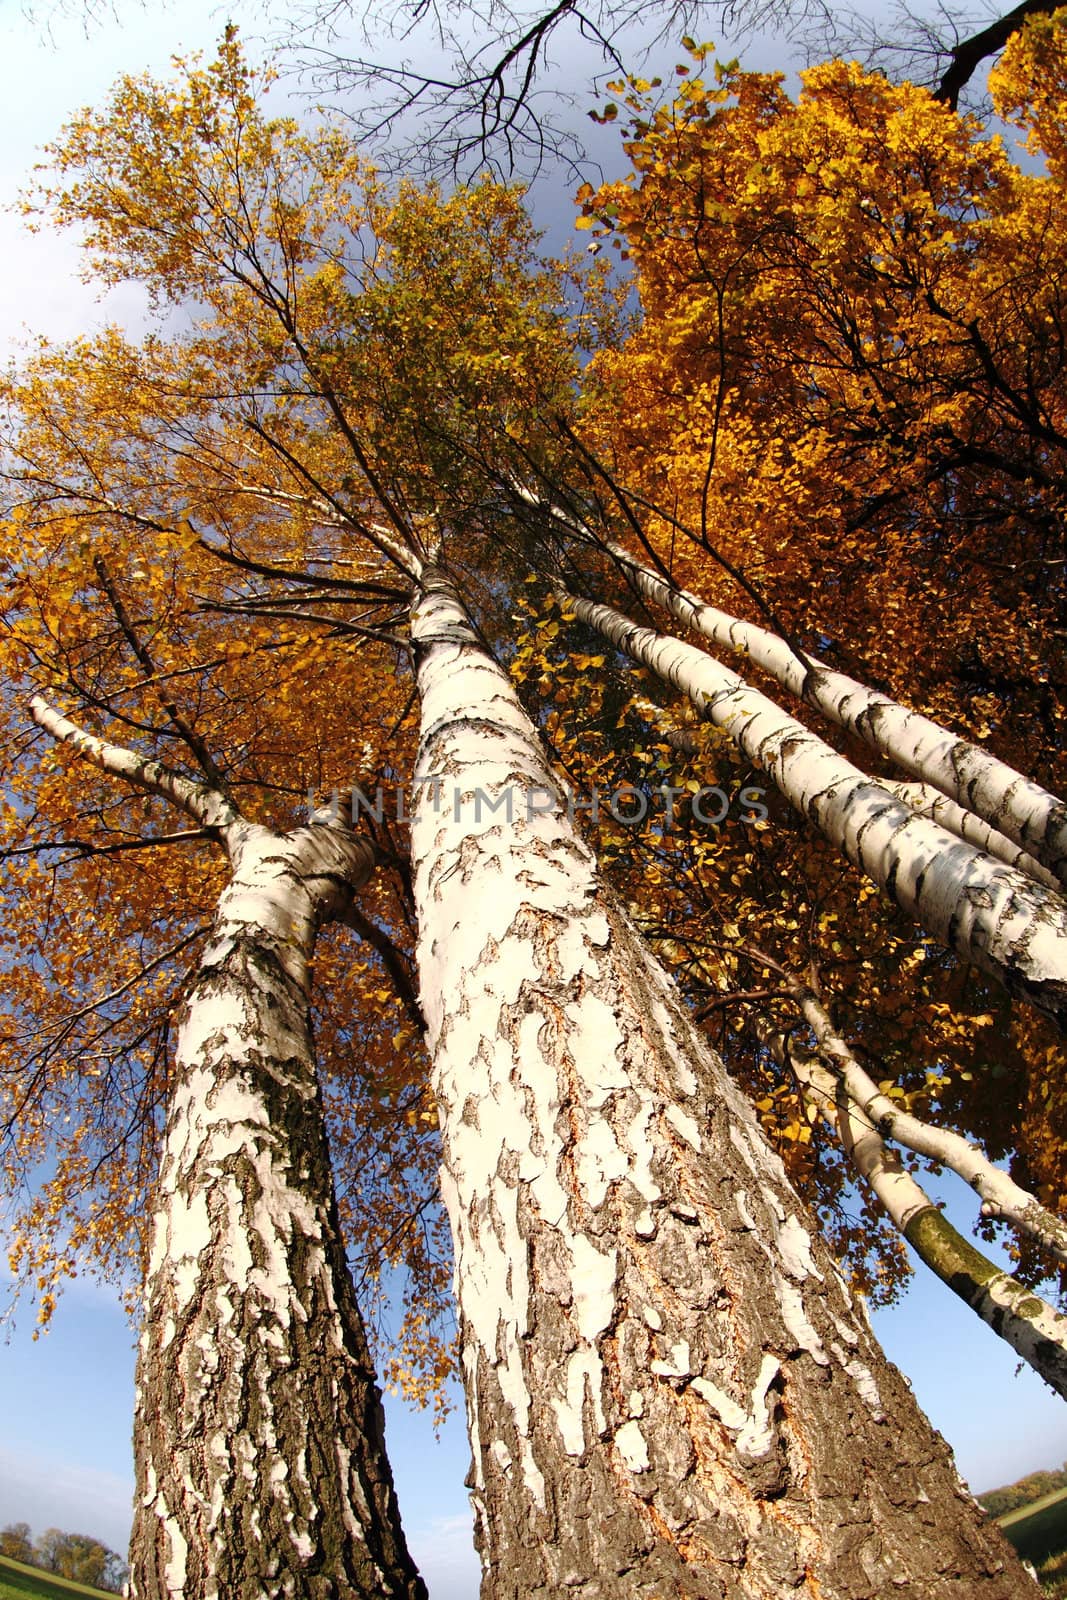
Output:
[[0, 322, 447, 1592], [25, 701, 426, 1600], [559, 583, 1067, 1023], [5, 33, 1052, 1597], [593, 536, 1067, 889], [547, 37, 1067, 1300], [0, 147, 469, 1590], [393, 28, 1067, 1383], [404, 552, 1032, 1595], [765, 964, 1067, 1395]]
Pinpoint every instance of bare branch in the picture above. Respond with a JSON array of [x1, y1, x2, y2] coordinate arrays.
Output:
[[0, 828, 217, 865], [935, 0, 1059, 106]]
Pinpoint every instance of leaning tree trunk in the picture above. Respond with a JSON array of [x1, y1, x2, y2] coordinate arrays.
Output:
[[562, 587, 1067, 1032], [761, 996, 1067, 1396], [601, 536, 1067, 888], [409, 563, 1033, 1599], [130, 814, 426, 1600]]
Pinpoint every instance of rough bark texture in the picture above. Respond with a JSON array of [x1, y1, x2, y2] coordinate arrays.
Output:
[[130, 817, 426, 1600], [564, 588, 1067, 1031], [410, 565, 1034, 1600]]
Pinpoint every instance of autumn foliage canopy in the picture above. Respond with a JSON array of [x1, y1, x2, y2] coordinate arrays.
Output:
[[2, 16, 1067, 1405]]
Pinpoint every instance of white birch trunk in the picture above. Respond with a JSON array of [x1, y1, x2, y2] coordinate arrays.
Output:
[[126, 814, 426, 1600], [605, 544, 1067, 889], [882, 781, 1061, 892], [409, 564, 1033, 1599], [790, 985, 1067, 1264], [562, 589, 1067, 1031], [29, 699, 426, 1599], [767, 1017, 1067, 1396]]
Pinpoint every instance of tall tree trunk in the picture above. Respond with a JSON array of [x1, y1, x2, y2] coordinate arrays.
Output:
[[130, 815, 426, 1600], [562, 587, 1067, 1031], [601, 539, 1067, 888], [409, 564, 1033, 1599]]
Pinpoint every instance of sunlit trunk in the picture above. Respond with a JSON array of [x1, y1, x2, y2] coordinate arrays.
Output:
[[409, 564, 1032, 1599], [767, 996, 1067, 1397], [606, 541, 1067, 889], [563, 587, 1067, 1031], [130, 816, 426, 1600]]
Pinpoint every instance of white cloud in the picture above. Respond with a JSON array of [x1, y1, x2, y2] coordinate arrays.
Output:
[[0, 208, 151, 358], [0, 0, 260, 358]]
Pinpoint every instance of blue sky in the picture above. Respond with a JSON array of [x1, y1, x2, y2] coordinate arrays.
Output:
[[3, 1184, 1067, 1599], [1, 2, 1064, 1595]]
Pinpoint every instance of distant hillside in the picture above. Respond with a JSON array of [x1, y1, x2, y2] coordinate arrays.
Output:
[[979, 1464, 1067, 1520], [0, 1554, 115, 1600]]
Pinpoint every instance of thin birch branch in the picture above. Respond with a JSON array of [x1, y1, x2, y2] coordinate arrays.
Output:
[[0, 828, 216, 864], [792, 982, 1067, 1268], [772, 1027, 1067, 1400], [92, 554, 229, 791], [30, 696, 241, 837]]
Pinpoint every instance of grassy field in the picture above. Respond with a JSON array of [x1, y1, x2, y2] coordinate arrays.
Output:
[[995, 1483, 1067, 1594], [0, 1555, 114, 1600]]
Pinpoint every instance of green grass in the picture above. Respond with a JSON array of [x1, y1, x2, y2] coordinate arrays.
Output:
[[995, 1482, 1067, 1581], [0, 1556, 114, 1600], [1000, 1482, 1067, 1535]]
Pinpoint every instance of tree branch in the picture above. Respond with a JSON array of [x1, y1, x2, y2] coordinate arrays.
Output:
[[0, 829, 217, 865], [92, 555, 229, 791], [936, 0, 1060, 108], [29, 696, 240, 836]]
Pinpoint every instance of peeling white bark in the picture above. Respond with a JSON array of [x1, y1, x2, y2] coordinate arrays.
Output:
[[596, 544, 1067, 889], [30, 695, 239, 832], [29, 697, 425, 1600], [563, 588, 1067, 1031], [129, 814, 426, 1600], [409, 563, 1034, 1599]]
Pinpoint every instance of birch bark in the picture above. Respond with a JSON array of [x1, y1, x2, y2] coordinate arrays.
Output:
[[28, 700, 425, 1600], [128, 814, 427, 1600], [788, 984, 1067, 1265], [763, 1013, 1067, 1396], [604, 542, 1067, 888], [561, 590, 1067, 1031], [881, 781, 1061, 892], [408, 565, 1033, 1599]]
